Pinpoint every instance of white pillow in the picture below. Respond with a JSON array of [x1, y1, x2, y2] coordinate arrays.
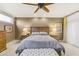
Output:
[[32, 32, 39, 35], [39, 32, 48, 35]]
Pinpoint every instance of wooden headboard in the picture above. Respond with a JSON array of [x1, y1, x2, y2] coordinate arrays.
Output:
[[31, 27, 49, 33]]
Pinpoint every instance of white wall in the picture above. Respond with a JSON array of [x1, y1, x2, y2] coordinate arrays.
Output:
[[0, 14, 15, 43], [67, 12, 79, 47], [1, 3, 79, 17]]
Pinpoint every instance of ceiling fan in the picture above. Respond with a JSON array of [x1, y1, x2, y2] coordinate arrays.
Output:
[[23, 3, 53, 13]]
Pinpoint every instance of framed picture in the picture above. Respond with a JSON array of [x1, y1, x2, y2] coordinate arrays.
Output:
[[0, 25, 4, 31], [5, 25, 12, 32]]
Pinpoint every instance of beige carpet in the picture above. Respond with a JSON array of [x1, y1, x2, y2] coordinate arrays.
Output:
[[0, 40, 20, 56], [0, 40, 79, 56], [60, 43, 79, 56]]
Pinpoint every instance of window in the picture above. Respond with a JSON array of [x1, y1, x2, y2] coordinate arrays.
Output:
[[0, 14, 12, 23]]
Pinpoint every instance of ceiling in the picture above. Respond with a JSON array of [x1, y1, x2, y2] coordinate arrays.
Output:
[[0, 3, 79, 18]]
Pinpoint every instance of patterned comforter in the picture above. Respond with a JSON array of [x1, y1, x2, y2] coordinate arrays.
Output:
[[20, 48, 59, 56]]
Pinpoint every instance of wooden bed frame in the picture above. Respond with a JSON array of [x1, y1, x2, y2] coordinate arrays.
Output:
[[30, 27, 62, 41], [31, 27, 49, 33]]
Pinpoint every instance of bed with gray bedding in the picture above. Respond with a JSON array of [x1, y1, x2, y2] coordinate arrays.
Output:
[[16, 32, 65, 56]]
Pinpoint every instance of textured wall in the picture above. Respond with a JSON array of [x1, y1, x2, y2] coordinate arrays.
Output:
[[15, 17, 63, 41]]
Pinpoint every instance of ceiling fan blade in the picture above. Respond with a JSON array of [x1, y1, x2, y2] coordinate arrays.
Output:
[[23, 3, 38, 6], [34, 7, 39, 13], [42, 6, 49, 12], [44, 3, 54, 5]]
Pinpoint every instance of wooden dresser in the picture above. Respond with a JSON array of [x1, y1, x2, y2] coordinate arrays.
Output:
[[0, 31, 6, 53]]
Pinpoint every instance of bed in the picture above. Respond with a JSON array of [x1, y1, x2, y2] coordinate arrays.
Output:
[[16, 27, 65, 56]]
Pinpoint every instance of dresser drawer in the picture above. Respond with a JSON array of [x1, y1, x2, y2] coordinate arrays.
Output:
[[0, 42, 5, 46], [0, 31, 6, 52], [0, 46, 4, 50], [0, 44, 6, 47], [0, 39, 5, 42], [0, 46, 6, 53]]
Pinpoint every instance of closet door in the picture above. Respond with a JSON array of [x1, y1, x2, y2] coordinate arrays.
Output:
[[0, 31, 6, 52]]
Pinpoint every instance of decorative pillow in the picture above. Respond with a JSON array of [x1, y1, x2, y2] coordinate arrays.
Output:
[[32, 32, 40, 35], [39, 32, 48, 35]]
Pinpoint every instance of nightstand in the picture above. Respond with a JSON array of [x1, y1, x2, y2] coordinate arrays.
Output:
[[20, 34, 30, 40]]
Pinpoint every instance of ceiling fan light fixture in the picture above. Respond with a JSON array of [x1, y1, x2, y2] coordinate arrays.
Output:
[[23, 3, 54, 13]]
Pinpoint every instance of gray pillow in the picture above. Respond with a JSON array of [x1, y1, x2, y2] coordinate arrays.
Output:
[[32, 32, 40, 35], [39, 32, 48, 35]]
